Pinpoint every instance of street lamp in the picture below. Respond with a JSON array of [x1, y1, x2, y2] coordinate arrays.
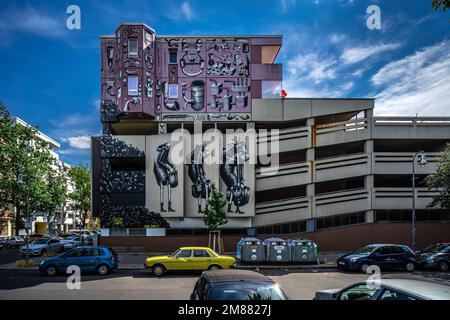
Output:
[[17, 172, 31, 262], [412, 150, 427, 251]]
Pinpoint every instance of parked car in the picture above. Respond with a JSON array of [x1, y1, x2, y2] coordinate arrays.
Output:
[[0, 238, 5, 249], [20, 238, 65, 256], [314, 279, 450, 300], [191, 269, 288, 300], [39, 246, 119, 276], [145, 247, 236, 276], [3, 236, 25, 248], [337, 244, 416, 272], [416, 243, 450, 272], [60, 235, 82, 250]]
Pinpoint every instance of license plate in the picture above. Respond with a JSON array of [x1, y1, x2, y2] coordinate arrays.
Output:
[[274, 246, 284, 250], [338, 262, 345, 265]]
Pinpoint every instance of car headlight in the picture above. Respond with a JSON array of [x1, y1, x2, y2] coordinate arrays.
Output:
[[350, 257, 359, 262], [428, 255, 437, 262], [40, 261, 44, 265]]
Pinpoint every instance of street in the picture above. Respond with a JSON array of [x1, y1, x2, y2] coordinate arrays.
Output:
[[1, 268, 449, 300]]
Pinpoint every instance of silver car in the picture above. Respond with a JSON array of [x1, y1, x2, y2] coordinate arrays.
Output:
[[315, 279, 450, 300], [20, 238, 65, 256], [3, 236, 25, 248], [60, 236, 82, 250]]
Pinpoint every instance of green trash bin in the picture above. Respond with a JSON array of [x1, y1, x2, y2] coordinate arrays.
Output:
[[289, 239, 319, 264]]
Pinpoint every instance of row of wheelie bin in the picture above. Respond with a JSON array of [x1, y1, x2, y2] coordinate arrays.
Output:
[[236, 237, 319, 264]]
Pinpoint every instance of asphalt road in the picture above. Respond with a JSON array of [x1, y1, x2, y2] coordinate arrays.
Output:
[[1, 269, 449, 300]]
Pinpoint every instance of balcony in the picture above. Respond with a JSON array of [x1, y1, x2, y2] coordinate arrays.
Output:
[[315, 153, 370, 182], [256, 162, 310, 191], [254, 196, 310, 226], [373, 152, 440, 175], [315, 117, 370, 147], [258, 126, 310, 154], [315, 188, 370, 217], [373, 187, 438, 210], [373, 117, 450, 140]]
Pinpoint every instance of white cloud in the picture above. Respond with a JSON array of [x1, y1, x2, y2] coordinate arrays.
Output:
[[370, 40, 450, 116], [341, 43, 401, 65], [0, 4, 66, 39], [181, 2, 195, 21], [279, 0, 297, 12], [66, 136, 91, 150], [329, 33, 346, 44], [288, 53, 337, 84]]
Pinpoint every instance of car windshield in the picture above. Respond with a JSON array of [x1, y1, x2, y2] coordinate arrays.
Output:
[[32, 239, 48, 245], [354, 246, 378, 254], [207, 283, 286, 300], [422, 244, 449, 253], [170, 249, 181, 257]]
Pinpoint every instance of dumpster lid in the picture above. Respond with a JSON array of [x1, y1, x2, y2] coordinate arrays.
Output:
[[263, 237, 286, 244], [240, 237, 261, 242]]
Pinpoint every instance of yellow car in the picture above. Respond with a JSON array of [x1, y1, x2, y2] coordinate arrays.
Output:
[[144, 246, 236, 276]]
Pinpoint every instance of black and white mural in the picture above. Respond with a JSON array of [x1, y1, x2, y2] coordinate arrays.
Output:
[[220, 137, 251, 214], [146, 135, 184, 218], [153, 142, 179, 212]]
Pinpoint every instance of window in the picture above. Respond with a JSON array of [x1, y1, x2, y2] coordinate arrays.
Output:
[[390, 246, 404, 254], [169, 50, 177, 64], [168, 84, 179, 99], [261, 80, 282, 98], [379, 289, 416, 301], [65, 249, 81, 258], [194, 250, 211, 258], [128, 38, 138, 57], [374, 246, 390, 255], [338, 284, 378, 301], [128, 76, 139, 96], [177, 250, 192, 258]]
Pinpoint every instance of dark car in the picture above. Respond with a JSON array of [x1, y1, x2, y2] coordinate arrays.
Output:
[[416, 243, 450, 272], [190, 269, 287, 300], [39, 246, 119, 276], [315, 279, 450, 300], [337, 244, 416, 273]]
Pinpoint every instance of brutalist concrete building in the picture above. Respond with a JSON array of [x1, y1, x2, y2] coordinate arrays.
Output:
[[92, 23, 450, 251]]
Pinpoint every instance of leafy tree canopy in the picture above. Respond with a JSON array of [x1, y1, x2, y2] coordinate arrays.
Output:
[[425, 145, 450, 209], [203, 183, 228, 231]]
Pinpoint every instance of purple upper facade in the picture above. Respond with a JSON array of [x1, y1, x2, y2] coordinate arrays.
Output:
[[100, 23, 282, 120]]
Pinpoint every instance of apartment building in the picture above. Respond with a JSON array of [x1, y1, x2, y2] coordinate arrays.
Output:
[[0, 117, 76, 236], [93, 23, 450, 251]]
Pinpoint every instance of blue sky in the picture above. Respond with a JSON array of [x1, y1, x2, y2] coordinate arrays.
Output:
[[0, 0, 449, 165]]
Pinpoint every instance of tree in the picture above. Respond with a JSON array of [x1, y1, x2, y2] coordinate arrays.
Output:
[[425, 146, 450, 209], [432, 0, 450, 12], [203, 183, 228, 231], [0, 103, 59, 235], [39, 165, 68, 233], [68, 165, 91, 229], [203, 183, 228, 254]]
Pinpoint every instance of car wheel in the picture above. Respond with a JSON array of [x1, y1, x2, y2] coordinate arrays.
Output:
[[438, 261, 449, 272], [360, 262, 370, 273], [6, 244, 11, 249], [45, 265, 58, 277], [405, 262, 415, 272], [152, 264, 166, 277], [208, 265, 222, 270], [40, 249, 47, 256], [97, 264, 110, 276]]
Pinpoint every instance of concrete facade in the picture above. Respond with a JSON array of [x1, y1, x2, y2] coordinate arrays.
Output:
[[92, 23, 450, 243]]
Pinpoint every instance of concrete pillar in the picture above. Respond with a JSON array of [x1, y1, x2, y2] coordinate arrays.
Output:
[[366, 210, 375, 224]]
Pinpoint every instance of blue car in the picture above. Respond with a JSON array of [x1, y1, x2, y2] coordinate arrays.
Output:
[[39, 246, 119, 276], [337, 244, 416, 273]]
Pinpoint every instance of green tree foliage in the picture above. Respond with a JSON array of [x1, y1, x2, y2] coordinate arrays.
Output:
[[0, 103, 66, 234], [68, 165, 91, 228], [432, 0, 450, 11], [203, 183, 228, 231], [425, 146, 450, 209]]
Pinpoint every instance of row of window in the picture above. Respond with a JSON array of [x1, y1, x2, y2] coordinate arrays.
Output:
[[375, 210, 450, 222]]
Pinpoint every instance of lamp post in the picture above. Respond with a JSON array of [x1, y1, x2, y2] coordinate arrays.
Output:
[[412, 150, 427, 251], [17, 172, 30, 262]]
